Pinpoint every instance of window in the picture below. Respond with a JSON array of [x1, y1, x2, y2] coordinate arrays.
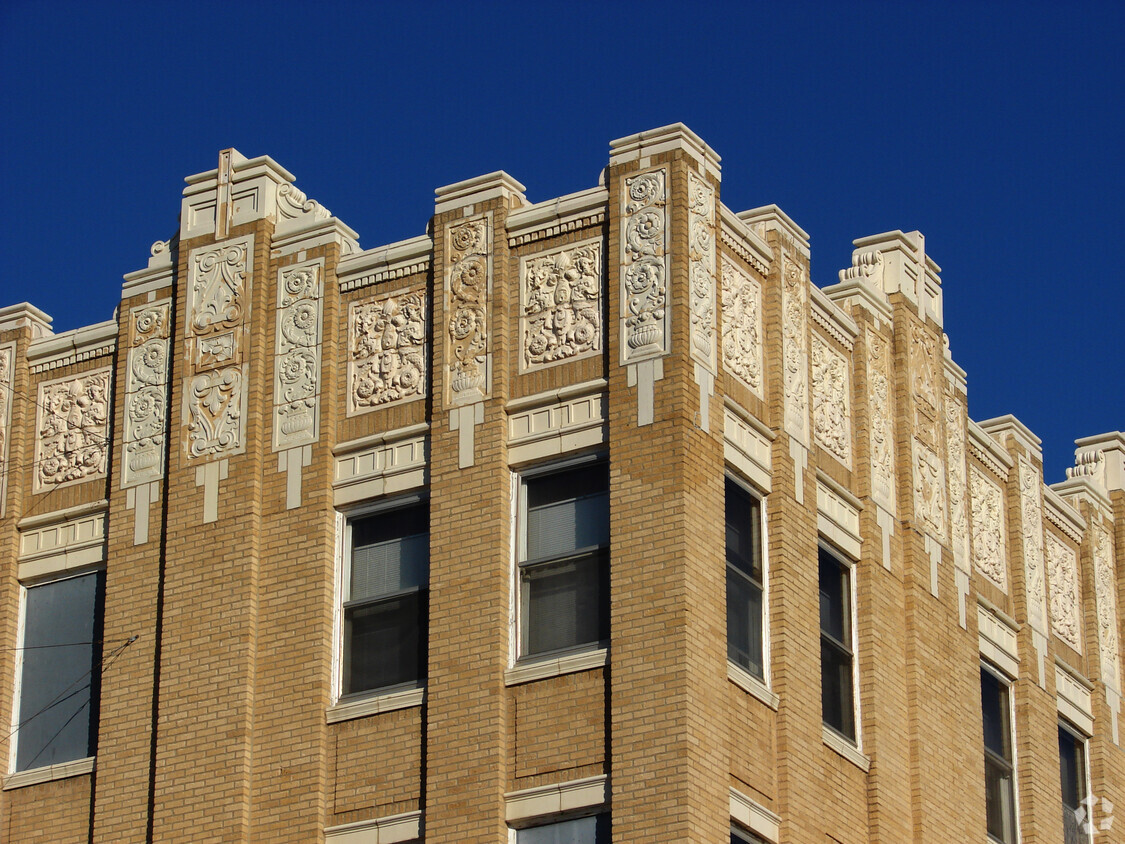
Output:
[[518, 459, 609, 659], [14, 571, 105, 772], [516, 815, 609, 843], [731, 825, 769, 844], [981, 665, 1017, 843], [1059, 721, 1089, 844], [819, 546, 855, 741], [342, 501, 428, 696], [726, 477, 764, 679]]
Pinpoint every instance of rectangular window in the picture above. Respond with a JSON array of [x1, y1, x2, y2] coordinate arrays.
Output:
[[1059, 721, 1089, 844], [731, 825, 769, 844], [14, 571, 105, 772], [819, 546, 855, 741], [518, 460, 609, 659], [726, 477, 765, 679], [981, 665, 1017, 843], [517, 815, 609, 843], [342, 501, 428, 696]]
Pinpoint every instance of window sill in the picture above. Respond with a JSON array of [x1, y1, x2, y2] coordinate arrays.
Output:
[[327, 685, 425, 724], [3, 756, 94, 790], [727, 661, 778, 710], [822, 725, 870, 773], [325, 809, 421, 843], [505, 647, 607, 686]]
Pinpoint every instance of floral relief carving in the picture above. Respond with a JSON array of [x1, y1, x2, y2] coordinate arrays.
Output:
[[520, 241, 601, 371], [687, 171, 716, 370], [970, 465, 1007, 591], [35, 369, 111, 490], [621, 168, 668, 360], [273, 263, 323, 448], [189, 241, 249, 335], [187, 368, 243, 458], [910, 323, 939, 444], [720, 254, 763, 397], [446, 217, 490, 398], [913, 438, 947, 539], [945, 394, 969, 572], [0, 345, 13, 511], [867, 331, 894, 508], [782, 258, 809, 441], [1018, 457, 1047, 628], [1093, 526, 1121, 689], [811, 334, 851, 465], [123, 302, 171, 486], [349, 292, 427, 414], [1046, 533, 1081, 652]]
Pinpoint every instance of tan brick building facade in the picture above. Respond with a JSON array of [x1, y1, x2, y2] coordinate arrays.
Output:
[[0, 125, 1122, 843]]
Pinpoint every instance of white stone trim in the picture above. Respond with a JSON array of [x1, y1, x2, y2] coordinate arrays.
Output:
[[338, 234, 433, 293], [506, 186, 607, 246], [0, 303, 52, 336], [737, 205, 809, 257], [326, 686, 425, 725], [728, 661, 778, 710], [968, 419, 1014, 479], [978, 414, 1042, 460], [17, 504, 107, 581], [822, 725, 871, 772], [505, 647, 607, 686], [325, 810, 422, 844], [723, 403, 774, 495], [507, 383, 607, 465], [816, 472, 863, 560], [1043, 486, 1086, 543], [1056, 662, 1095, 736], [730, 787, 780, 842], [809, 285, 858, 350], [434, 171, 527, 215], [719, 204, 771, 277], [3, 756, 94, 790], [26, 320, 116, 373], [333, 426, 428, 507], [978, 601, 1020, 678], [505, 774, 608, 822], [609, 123, 721, 178]]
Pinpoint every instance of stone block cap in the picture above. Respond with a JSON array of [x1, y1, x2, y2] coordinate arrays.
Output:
[[0, 302, 53, 337], [609, 123, 721, 175], [979, 414, 1042, 458], [434, 171, 528, 214]]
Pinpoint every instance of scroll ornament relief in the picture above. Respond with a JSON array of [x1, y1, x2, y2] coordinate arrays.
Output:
[[867, 332, 894, 507], [446, 218, 489, 396], [274, 264, 323, 447], [945, 394, 970, 570], [521, 242, 601, 371], [0, 346, 11, 478], [349, 292, 427, 413], [1094, 526, 1121, 688], [35, 369, 111, 489], [687, 171, 716, 370], [970, 466, 1007, 590], [621, 169, 668, 359], [190, 241, 248, 334], [782, 259, 808, 437], [1046, 533, 1081, 651], [187, 368, 243, 457], [124, 303, 171, 485], [910, 323, 939, 444], [720, 254, 763, 397], [811, 335, 851, 465], [913, 439, 946, 538], [1018, 458, 1047, 627]]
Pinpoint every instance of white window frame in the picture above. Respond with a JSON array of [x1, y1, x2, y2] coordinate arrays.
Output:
[[981, 659, 1021, 844], [1058, 717, 1092, 844], [818, 540, 864, 758], [329, 493, 427, 723]]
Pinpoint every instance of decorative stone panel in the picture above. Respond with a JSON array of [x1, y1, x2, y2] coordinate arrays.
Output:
[[970, 465, 1007, 591], [1093, 525, 1120, 691], [811, 334, 851, 466], [1046, 532, 1081, 651], [348, 291, 427, 415], [866, 330, 894, 510], [445, 214, 491, 402], [910, 323, 940, 447], [1017, 457, 1047, 630], [273, 260, 324, 448], [620, 168, 668, 362], [519, 239, 601, 373], [122, 301, 171, 487], [687, 171, 716, 372], [913, 438, 946, 539], [34, 368, 112, 491], [0, 342, 13, 514], [945, 393, 969, 572], [781, 258, 809, 444], [720, 255, 763, 399]]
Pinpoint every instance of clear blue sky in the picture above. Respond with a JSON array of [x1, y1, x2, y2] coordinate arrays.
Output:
[[1, 0, 1121, 482]]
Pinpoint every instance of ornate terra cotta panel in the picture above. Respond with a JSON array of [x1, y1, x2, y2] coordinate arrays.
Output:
[[34, 368, 112, 492], [273, 261, 324, 448], [1046, 532, 1081, 651], [687, 171, 716, 373], [122, 301, 171, 487], [1018, 457, 1047, 630], [1093, 525, 1121, 690], [782, 258, 809, 444], [913, 438, 946, 540], [970, 465, 1007, 592], [945, 392, 969, 572], [184, 236, 252, 459], [348, 291, 427, 415], [910, 323, 940, 447], [445, 215, 491, 402], [866, 329, 894, 510], [811, 334, 851, 467], [720, 254, 763, 399], [620, 168, 668, 363], [519, 239, 601, 373], [0, 342, 14, 513]]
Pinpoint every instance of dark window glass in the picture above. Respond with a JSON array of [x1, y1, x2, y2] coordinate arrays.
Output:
[[17, 571, 105, 772], [731, 826, 768, 844], [1059, 723, 1087, 844], [517, 815, 608, 844], [521, 462, 609, 658], [343, 503, 428, 695], [726, 478, 764, 678], [819, 548, 854, 740], [981, 667, 1016, 843]]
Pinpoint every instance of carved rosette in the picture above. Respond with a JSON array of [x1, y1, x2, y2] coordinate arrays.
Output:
[[34, 368, 112, 491], [687, 171, 716, 371], [913, 439, 947, 539], [620, 168, 668, 361], [945, 394, 969, 572], [1046, 533, 1081, 651], [349, 291, 427, 414], [273, 262, 324, 448], [720, 255, 763, 398], [520, 240, 601, 372], [1093, 525, 1121, 690], [970, 465, 1007, 591], [782, 258, 809, 442], [123, 302, 171, 486], [866, 331, 894, 509], [1018, 457, 1047, 629], [445, 216, 490, 400], [910, 323, 940, 446], [184, 236, 252, 459], [811, 334, 851, 466], [0, 343, 13, 513]]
